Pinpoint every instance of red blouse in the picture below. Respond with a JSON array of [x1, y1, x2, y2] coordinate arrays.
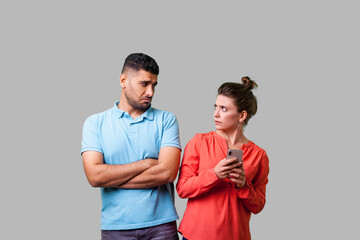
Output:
[[176, 131, 270, 240]]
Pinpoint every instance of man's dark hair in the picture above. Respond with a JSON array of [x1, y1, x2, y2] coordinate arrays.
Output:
[[121, 53, 159, 75]]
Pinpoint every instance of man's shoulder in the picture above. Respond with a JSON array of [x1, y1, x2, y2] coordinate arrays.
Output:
[[84, 106, 114, 124], [151, 108, 177, 119]]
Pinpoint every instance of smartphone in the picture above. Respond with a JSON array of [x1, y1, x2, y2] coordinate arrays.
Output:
[[227, 149, 243, 163]]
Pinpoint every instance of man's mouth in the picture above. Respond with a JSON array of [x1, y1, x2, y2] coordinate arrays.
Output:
[[141, 98, 152, 103]]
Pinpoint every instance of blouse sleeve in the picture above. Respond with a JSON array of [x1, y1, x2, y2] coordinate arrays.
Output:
[[176, 134, 221, 199], [235, 151, 270, 214]]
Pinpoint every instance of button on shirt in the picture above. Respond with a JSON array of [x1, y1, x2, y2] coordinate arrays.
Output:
[[81, 102, 181, 230]]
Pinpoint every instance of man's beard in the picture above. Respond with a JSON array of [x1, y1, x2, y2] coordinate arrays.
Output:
[[125, 92, 151, 111]]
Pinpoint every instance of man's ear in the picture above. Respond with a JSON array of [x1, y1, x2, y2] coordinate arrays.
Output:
[[120, 74, 127, 89]]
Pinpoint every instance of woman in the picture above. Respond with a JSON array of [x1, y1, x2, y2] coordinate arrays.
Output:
[[176, 77, 270, 240]]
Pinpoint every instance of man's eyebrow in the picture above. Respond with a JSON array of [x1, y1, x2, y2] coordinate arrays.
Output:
[[140, 80, 158, 85], [140, 80, 157, 82]]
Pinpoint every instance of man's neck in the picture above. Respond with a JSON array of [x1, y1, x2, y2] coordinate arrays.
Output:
[[117, 98, 147, 120]]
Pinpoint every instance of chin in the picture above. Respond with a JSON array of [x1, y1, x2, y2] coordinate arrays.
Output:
[[136, 104, 150, 111]]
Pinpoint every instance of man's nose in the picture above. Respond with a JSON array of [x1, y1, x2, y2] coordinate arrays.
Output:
[[145, 86, 154, 97]]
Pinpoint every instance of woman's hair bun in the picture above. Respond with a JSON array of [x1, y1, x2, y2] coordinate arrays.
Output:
[[241, 76, 258, 90]]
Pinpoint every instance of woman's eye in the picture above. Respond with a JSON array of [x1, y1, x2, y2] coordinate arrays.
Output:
[[222, 107, 227, 112]]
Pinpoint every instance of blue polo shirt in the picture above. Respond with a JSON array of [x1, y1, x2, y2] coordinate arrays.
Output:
[[81, 101, 181, 230]]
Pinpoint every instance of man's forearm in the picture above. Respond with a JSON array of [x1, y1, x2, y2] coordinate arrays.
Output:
[[117, 163, 174, 188], [118, 147, 181, 189], [86, 158, 157, 188]]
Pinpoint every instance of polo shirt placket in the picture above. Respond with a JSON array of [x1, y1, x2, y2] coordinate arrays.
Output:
[[126, 115, 144, 154]]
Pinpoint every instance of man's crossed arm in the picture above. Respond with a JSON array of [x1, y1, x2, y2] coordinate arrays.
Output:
[[82, 146, 181, 189]]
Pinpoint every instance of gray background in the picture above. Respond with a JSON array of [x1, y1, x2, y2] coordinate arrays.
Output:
[[1, 0, 359, 239]]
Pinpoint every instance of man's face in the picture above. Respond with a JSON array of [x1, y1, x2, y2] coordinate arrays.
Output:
[[123, 69, 158, 111]]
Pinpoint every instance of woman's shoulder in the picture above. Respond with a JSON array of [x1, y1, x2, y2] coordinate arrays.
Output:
[[191, 131, 218, 141], [186, 131, 218, 146], [245, 141, 268, 158], [184, 132, 219, 154]]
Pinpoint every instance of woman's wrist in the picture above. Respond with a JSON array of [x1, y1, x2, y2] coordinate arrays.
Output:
[[235, 180, 247, 189]]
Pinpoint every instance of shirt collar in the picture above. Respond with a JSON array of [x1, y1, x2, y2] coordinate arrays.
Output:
[[113, 101, 154, 120], [113, 101, 125, 118], [142, 107, 154, 120]]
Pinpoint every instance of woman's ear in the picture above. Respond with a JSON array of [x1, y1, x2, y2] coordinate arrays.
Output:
[[239, 110, 248, 125]]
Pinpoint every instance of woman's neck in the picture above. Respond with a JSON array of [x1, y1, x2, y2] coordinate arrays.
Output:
[[216, 128, 249, 149]]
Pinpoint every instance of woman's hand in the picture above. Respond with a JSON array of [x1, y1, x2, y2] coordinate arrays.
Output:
[[214, 157, 242, 179], [228, 165, 246, 188]]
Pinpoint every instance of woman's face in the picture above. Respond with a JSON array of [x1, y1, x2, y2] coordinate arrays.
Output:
[[214, 94, 241, 131]]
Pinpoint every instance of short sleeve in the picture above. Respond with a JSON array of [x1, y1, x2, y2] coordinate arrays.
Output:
[[160, 112, 181, 150], [81, 114, 103, 155]]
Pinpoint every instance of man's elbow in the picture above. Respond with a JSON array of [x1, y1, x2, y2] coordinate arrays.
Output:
[[86, 174, 103, 188], [162, 171, 178, 184], [167, 174, 177, 183], [157, 162, 179, 184]]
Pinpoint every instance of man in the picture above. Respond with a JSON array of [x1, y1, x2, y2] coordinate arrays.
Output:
[[81, 53, 181, 240]]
